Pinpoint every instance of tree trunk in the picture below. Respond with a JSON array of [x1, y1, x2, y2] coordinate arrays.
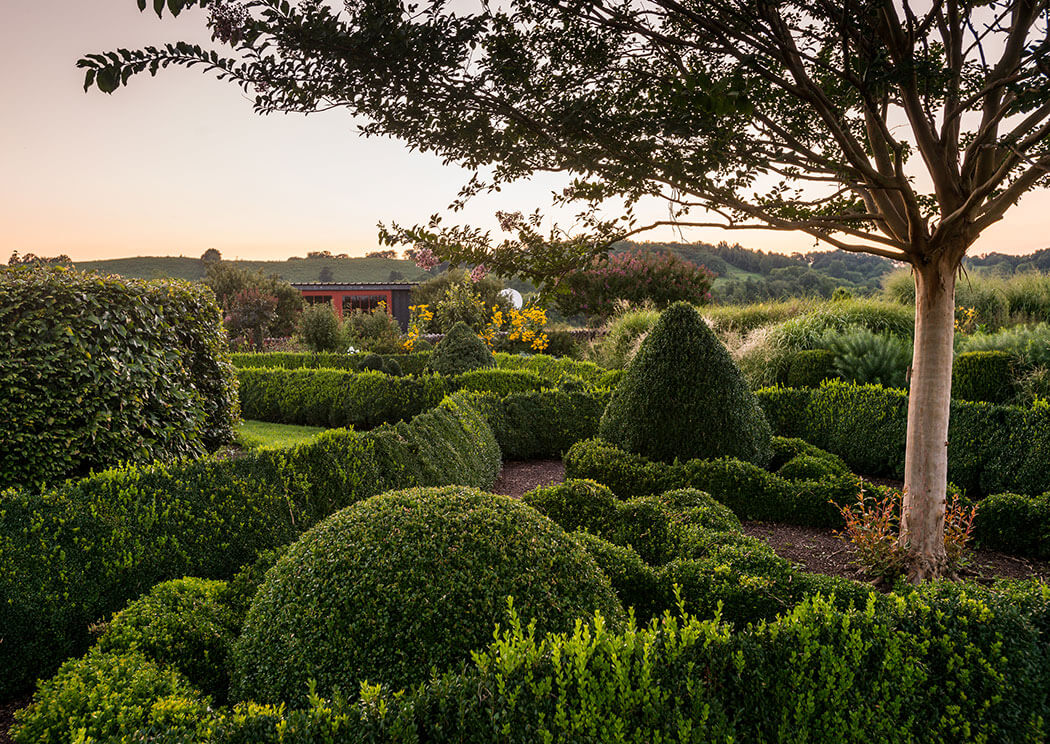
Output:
[[900, 258, 957, 581]]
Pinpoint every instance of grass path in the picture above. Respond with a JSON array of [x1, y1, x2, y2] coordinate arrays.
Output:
[[235, 420, 327, 449]]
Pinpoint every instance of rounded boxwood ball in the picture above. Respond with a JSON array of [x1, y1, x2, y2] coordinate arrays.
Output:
[[426, 321, 495, 376], [599, 302, 772, 466], [231, 486, 623, 705]]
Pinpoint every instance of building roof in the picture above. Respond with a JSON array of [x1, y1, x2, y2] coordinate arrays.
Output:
[[291, 282, 419, 291]]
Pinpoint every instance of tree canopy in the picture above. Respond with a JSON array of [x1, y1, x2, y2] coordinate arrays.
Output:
[[82, 0, 1050, 578]]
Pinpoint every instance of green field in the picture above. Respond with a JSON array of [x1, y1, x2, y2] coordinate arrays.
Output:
[[73, 255, 430, 284], [235, 420, 327, 450]]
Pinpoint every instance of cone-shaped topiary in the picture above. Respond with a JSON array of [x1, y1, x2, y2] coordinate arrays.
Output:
[[426, 321, 495, 376], [599, 301, 772, 466]]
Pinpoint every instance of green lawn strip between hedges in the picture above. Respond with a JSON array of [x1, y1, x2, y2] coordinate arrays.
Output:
[[0, 393, 500, 698], [235, 421, 327, 450]]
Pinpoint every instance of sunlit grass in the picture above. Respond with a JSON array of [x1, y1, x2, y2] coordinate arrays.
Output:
[[236, 420, 327, 450]]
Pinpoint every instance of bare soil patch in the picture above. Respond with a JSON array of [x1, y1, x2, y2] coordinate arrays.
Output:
[[492, 459, 565, 499]]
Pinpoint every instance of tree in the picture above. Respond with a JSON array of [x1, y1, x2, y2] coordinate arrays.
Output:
[[83, 1, 1050, 580], [201, 248, 222, 263], [203, 260, 303, 336], [225, 286, 278, 350]]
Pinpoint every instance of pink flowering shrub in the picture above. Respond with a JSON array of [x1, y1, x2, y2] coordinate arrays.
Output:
[[558, 250, 714, 319]]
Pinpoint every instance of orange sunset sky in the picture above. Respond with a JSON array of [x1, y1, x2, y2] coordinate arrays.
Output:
[[4, 1, 1050, 263]]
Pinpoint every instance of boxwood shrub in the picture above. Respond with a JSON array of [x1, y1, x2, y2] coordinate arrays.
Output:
[[237, 367, 448, 429], [468, 389, 611, 458], [953, 350, 1017, 403], [20, 580, 1050, 744], [757, 381, 1050, 496], [0, 393, 499, 697], [492, 352, 607, 384], [564, 438, 856, 528], [231, 486, 624, 704], [0, 266, 238, 491], [599, 302, 773, 466], [453, 368, 547, 395], [95, 577, 240, 700], [232, 350, 433, 375], [11, 648, 211, 744], [786, 348, 838, 388], [426, 321, 495, 375]]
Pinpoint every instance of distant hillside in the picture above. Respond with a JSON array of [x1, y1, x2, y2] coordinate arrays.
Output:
[[73, 255, 431, 284]]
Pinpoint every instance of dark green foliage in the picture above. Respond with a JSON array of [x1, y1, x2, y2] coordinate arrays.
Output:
[[769, 435, 849, 471], [426, 321, 495, 375], [232, 350, 433, 375], [600, 302, 772, 466], [757, 382, 1050, 496], [96, 577, 239, 699], [469, 389, 611, 458], [565, 438, 854, 528], [85, 580, 1050, 743], [492, 351, 608, 383], [0, 266, 238, 490], [0, 393, 498, 697], [297, 302, 342, 352], [953, 350, 1016, 403], [522, 479, 620, 534], [360, 393, 502, 490], [224, 546, 290, 621], [237, 367, 448, 429], [360, 352, 385, 371], [786, 349, 837, 388], [454, 368, 547, 395], [823, 326, 911, 388], [383, 358, 403, 376], [975, 492, 1050, 560], [597, 368, 626, 388], [231, 486, 624, 704], [658, 488, 741, 532], [571, 532, 662, 620], [11, 649, 210, 744], [778, 454, 849, 481]]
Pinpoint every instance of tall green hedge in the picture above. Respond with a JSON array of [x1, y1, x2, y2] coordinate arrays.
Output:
[[952, 350, 1016, 403], [0, 266, 238, 490], [757, 381, 1050, 497], [467, 389, 611, 458], [0, 393, 499, 697], [238, 367, 448, 429]]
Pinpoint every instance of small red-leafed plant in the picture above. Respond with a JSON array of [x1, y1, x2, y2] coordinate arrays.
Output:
[[835, 488, 978, 584]]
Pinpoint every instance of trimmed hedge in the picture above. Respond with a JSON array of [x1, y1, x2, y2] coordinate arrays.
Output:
[[975, 491, 1050, 560], [493, 351, 607, 383], [238, 367, 448, 429], [757, 381, 1050, 496], [467, 389, 611, 458], [600, 302, 773, 466], [0, 393, 499, 697], [232, 351, 433, 375], [96, 577, 239, 700], [19, 581, 1050, 743], [0, 266, 238, 490], [454, 368, 547, 395], [564, 438, 856, 528], [953, 350, 1016, 403], [426, 321, 495, 375], [232, 486, 623, 704], [786, 348, 838, 388]]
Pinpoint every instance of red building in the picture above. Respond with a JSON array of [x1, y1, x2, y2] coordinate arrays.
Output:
[[292, 282, 417, 331]]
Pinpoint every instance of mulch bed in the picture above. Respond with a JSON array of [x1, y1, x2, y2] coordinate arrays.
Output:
[[491, 459, 565, 499], [0, 696, 29, 744]]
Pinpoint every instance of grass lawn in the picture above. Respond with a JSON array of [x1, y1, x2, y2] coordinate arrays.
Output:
[[236, 420, 327, 449]]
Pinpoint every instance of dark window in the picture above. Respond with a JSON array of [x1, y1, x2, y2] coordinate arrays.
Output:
[[304, 295, 333, 306], [346, 294, 386, 312]]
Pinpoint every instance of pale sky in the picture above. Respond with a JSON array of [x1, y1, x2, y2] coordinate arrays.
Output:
[[2, 1, 1049, 262]]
